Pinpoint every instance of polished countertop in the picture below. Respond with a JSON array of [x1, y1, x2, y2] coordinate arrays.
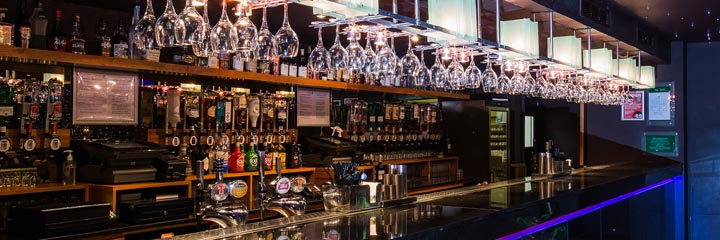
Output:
[[169, 158, 682, 240]]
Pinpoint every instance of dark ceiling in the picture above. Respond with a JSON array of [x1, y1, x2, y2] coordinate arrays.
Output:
[[612, 0, 720, 42]]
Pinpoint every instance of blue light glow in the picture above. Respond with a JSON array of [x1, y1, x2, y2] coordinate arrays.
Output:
[[497, 175, 683, 240]]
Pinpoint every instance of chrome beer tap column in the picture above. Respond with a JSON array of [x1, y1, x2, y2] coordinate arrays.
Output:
[[195, 143, 249, 228], [264, 154, 307, 217]]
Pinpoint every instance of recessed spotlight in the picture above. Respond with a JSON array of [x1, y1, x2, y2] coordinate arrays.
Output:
[[316, 14, 326, 19]]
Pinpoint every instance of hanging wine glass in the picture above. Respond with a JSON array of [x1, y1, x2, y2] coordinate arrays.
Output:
[[446, 53, 466, 91], [544, 71, 557, 99], [465, 54, 482, 89], [155, 0, 179, 47], [210, 0, 238, 54], [481, 56, 497, 93], [196, 0, 212, 57], [400, 35, 420, 89], [375, 35, 395, 86], [533, 67, 546, 98], [329, 25, 348, 81], [495, 61, 511, 94], [430, 48, 448, 90], [175, 0, 204, 52], [255, 5, 276, 62], [346, 25, 365, 84], [133, 0, 157, 51], [390, 37, 402, 87], [235, 0, 256, 61], [362, 32, 377, 85], [415, 49, 430, 89], [308, 27, 330, 79], [523, 67, 536, 95], [275, 0, 299, 58], [509, 62, 525, 95]]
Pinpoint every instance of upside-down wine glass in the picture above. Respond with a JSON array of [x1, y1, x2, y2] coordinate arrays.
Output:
[[155, 0, 178, 48], [346, 24, 365, 84], [465, 54, 482, 89], [362, 32, 376, 85], [308, 27, 330, 79], [375, 35, 394, 86], [175, 0, 204, 53], [235, 0, 256, 61], [210, 0, 238, 54], [495, 61, 511, 94], [400, 35, 420, 89], [255, 4, 276, 62], [328, 25, 348, 81], [446, 51, 466, 91], [481, 56, 497, 93], [197, 0, 212, 57], [275, 0, 299, 58], [133, 0, 157, 51], [415, 49, 430, 89], [430, 48, 448, 90]]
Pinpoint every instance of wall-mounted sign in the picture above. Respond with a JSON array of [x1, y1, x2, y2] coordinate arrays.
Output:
[[296, 87, 330, 127], [643, 132, 678, 157], [73, 68, 138, 125], [621, 91, 644, 121], [648, 86, 672, 121]]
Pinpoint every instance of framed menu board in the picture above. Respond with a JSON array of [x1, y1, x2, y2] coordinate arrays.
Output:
[[621, 91, 645, 121], [296, 87, 330, 127], [73, 68, 138, 125]]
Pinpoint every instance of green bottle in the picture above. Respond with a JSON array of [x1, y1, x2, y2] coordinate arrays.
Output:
[[244, 143, 258, 172]]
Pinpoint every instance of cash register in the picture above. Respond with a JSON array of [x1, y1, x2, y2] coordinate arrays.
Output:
[[75, 140, 185, 184], [302, 135, 359, 167]]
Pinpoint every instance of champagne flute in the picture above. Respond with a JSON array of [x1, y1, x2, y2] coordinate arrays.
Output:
[[133, 0, 157, 51], [255, 4, 276, 62], [362, 32, 376, 85], [210, 0, 238, 54], [346, 25, 365, 84], [415, 49, 430, 89], [175, 0, 204, 52], [275, 0, 299, 58], [430, 48, 448, 90], [308, 27, 330, 79], [155, 0, 179, 47], [400, 35, 420, 89], [235, 0, 257, 61], [465, 54, 482, 89], [329, 25, 348, 81]]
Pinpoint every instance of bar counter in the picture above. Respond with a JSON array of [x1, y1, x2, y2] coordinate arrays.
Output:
[[169, 158, 682, 240]]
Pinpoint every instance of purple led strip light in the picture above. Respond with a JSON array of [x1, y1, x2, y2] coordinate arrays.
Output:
[[497, 175, 683, 240]]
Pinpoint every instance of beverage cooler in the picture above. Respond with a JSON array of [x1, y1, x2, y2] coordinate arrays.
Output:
[[442, 100, 521, 183]]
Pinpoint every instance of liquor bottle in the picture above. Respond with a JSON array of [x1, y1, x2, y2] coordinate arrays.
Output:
[[215, 95, 227, 131], [0, 74, 14, 127], [271, 142, 281, 171], [297, 47, 308, 78], [235, 94, 247, 130], [286, 134, 301, 169], [29, 0, 47, 49], [262, 96, 275, 134], [21, 82, 39, 152], [0, 8, 13, 46], [228, 141, 244, 173], [68, 13, 85, 54], [112, 20, 129, 58], [96, 19, 112, 56], [178, 144, 193, 175], [287, 94, 296, 129], [277, 140, 286, 170], [215, 133, 230, 172], [185, 92, 201, 130], [129, 0, 141, 59], [0, 127, 9, 153], [376, 157, 385, 182], [261, 141, 272, 171], [244, 142, 258, 172], [275, 98, 287, 134], [203, 89, 217, 132], [47, 10, 66, 51], [43, 123, 61, 151], [289, 49, 299, 77], [15, 0, 31, 48]]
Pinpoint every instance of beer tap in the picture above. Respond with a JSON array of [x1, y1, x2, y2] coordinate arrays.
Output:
[[44, 78, 62, 153], [195, 142, 249, 228], [261, 149, 307, 218]]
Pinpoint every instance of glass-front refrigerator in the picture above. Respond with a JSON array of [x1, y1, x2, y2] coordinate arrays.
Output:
[[488, 107, 509, 182]]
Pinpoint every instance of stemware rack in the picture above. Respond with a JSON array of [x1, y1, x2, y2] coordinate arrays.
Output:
[[0, 46, 470, 100]]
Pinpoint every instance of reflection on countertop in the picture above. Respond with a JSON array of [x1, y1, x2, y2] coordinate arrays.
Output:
[[168, 158, 681, 240]]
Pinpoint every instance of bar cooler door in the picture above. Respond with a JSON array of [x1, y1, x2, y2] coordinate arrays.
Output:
[[488, 107, 509, 182]]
